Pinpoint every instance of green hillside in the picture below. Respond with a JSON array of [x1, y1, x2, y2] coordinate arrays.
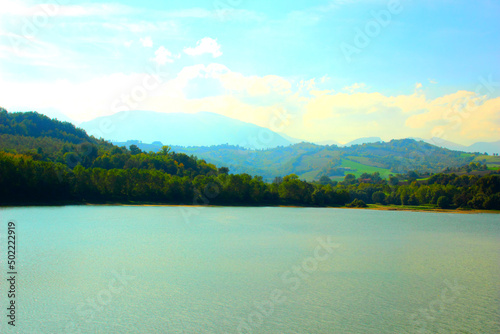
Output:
[[129, 140, 482, 181], [339, 159, 392, 179]]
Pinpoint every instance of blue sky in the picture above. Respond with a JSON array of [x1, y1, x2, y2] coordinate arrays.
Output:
[[1, 0, 499, 144]]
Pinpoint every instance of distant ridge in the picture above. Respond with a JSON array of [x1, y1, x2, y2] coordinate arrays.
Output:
[[314, 139, 343, 146], [343, 137, 382, 147], [78, 109, 499, 154], [415, 137, 500, 155], [278, 133, 305, 144], [79, 110, 292, 149]]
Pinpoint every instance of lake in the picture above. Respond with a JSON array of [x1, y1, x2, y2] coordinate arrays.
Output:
[[0, 206, 498, 333]]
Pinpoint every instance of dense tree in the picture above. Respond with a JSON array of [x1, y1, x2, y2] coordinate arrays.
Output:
[[372, 191, 386, 204], [437, 196, 450, 209], [389, 176, 399, 186], [129, 144, 142, 155]]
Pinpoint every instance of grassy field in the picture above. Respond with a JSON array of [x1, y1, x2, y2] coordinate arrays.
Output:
[[346, 155, 387, 168], [340, 159, 393, 178], [299, 170, 320, 181], [474, 155, 500, 168]]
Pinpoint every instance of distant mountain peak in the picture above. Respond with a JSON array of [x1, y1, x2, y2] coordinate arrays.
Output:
[[79, 110, 292, 149]]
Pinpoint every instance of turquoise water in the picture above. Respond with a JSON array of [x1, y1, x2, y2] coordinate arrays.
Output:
[[0, 206, 498, 333]]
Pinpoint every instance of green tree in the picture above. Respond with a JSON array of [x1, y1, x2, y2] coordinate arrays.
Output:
[[319, 175, 332, 185], [343, 174, 357, 185], [160, 145, 171, 155], [218, 167, 229, 175], [129, 144, 142, 155], [312, 188, 326, 206], [372, 191, 386, 204], [468, 193, 487, 209], [389, 176, 399, 186], [437, 196, 450, 209]]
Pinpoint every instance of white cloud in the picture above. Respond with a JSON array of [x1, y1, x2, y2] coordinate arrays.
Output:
[[320, 75, 330, 84], [343, 82, 366, 93], [184, 37, 222, 58], [1, 65, 497, 145], [124, 40, 133, 47], [298, 79, 317, 92], [299, 87, 499, 144], [140, 36, 153, 47], [152, 46, 177, 64]]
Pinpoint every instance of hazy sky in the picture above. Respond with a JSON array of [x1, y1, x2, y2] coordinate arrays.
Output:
[[1, 0, 499, 144]]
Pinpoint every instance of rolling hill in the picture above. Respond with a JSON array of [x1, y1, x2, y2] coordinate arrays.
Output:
[[113, 139, 485, 181]]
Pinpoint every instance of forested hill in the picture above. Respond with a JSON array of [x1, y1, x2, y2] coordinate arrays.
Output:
[[0, 109, 219, 177], [0, 109, 117, 166], [118, 139, 482, 181], [0, 108, 92, 144], [0, 109, 227, 204]]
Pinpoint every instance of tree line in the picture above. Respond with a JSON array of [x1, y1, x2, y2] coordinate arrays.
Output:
[[0, 150, 498, 209]]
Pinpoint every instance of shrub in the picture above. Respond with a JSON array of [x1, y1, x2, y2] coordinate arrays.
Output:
[[346, 198, 368, 208], [437, 196, 450, 209]]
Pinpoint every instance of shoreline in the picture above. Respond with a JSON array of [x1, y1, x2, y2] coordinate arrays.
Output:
[[1, 202, 498, 214], [352, 205, 499, 214]]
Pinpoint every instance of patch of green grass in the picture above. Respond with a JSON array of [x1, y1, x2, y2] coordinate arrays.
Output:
[[346, 155, 387, 168], [299, 170, 320, 181], [368, 204, 437, 210], [340, 159, 392, 178]]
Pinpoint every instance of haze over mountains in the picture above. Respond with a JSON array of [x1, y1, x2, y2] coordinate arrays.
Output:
[[80, 110, 499, 155], [79, 110, 291, 149], [418, 137, 500, 156]]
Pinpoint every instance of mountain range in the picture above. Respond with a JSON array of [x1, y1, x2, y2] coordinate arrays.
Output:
[[79, 110, 291, 149], [80, 110, 499, 155], [417, 137, 500, 156]]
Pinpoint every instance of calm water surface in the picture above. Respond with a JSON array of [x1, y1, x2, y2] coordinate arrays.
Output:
[[0, 206, 498, 333]]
